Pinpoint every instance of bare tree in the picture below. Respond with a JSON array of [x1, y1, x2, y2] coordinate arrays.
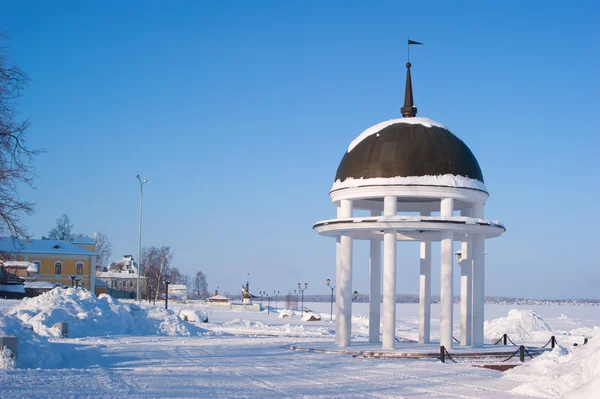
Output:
[[47, 214, 75, 241], [285, 290, 297, 310], [194, 271, 209, 298], [94, 231, 112, 268], [0, 32, 40, 238], [141, 245, 173, 301]]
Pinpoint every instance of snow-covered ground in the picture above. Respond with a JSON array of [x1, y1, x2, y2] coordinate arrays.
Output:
[[0, 292, 598, 398]]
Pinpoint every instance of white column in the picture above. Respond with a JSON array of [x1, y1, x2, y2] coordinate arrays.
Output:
[[440, 198, 454, 349], [459, 237, 472, 346], [337, 199, 353, 347], [418, 211, 431, 344], [335, 204, 342, 346], [471, 202, 485, 347], [382, 196, 397, 349], [369, 210, 382, 343]]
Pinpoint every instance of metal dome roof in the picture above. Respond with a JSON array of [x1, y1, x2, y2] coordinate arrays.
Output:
[[335, 121, 484, 184]]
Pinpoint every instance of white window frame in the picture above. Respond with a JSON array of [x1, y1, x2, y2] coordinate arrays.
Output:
[[76, 262, 84, 276], [54, 260, 63, 275]]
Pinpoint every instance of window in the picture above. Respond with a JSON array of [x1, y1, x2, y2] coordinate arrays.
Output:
[[122, 281, 127, 288], [33, 261, 41, 273], [54, 261, 62, 275], [76, 262, 84, 275], [129, 281, 134, 288]]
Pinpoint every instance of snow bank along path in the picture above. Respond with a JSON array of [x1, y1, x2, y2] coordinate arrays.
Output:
[[505, 328, 600, 398], [5, 288, 206, 338], [0, 288, 209, 368]]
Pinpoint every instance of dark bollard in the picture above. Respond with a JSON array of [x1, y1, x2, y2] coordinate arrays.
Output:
[[551, 336, 556, 349], [584, 338, 588, 345], [519, 345, 525, 362], [503, 334, 508, 345], [440, 346, 445, 363]]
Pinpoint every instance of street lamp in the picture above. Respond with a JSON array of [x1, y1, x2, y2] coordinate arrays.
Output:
[[259, 290, 264, 307], [164, 280, 171, 309], [273, 290, 279, 311], [353, 290, 359, 301], [136, 174, 148, 302], [326, 279, 335, 321], [297, 282, 308, 313]]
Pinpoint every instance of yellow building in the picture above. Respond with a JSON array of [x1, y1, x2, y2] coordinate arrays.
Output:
[[0, 237, 98, 293]]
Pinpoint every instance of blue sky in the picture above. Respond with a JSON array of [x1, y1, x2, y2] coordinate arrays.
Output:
[[1, 1, 599, 299]]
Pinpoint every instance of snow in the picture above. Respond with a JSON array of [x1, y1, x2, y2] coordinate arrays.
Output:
[[505, 328, 600, 398], [24, 281, 56, 289], [178, 308, 208, 323], [0, 297, 598, 397], [0, 284, 25, 293], [4, 288, 205, 338], [0, 313, 63, 369], [347, 117, 447, 152], [485, 309, 553, 343], [0, 237, 97, 255], [332, 174, 487, 192]]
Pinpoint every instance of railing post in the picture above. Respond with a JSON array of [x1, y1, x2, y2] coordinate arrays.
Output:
[[503, 333, 507, 345], [584, 338, 588, 345], [551, 336, 556, 349], [440, 346, 445, 363], [519, 345, 525, 362]]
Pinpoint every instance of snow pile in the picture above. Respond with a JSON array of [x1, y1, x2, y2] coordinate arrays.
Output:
[[7, 288, 134, 337], [129, 303, 205, 336], [505, 330, 600, 398], [178, 308, 208, 323], [485, 309, 553, 343], [0, 314, 62, 369], [7, 288, 204, 337], [302, 312, 321, 321], [279, 309, 293, 318]]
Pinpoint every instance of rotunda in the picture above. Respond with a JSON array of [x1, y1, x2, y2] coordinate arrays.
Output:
[[313, 61, 505, 350]]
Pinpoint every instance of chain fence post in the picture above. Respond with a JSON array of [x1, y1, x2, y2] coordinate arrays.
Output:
[[551, 336, 556, 349], [440, 346, 445, 363], [519, 345, 525, 362], [584, 338, 588, 345]]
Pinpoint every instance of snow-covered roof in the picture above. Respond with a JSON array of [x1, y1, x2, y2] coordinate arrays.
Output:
[[0, 284, 25, 293], [332, 174, 487, 192], [169, 284, 187, 291], [72, 236, 95, 245], [0, 260, 37, 272], [24, 281, 56, 289], [0, 238, 98, 256], [95, 279, 109, 288], [208, 294, 229, 301], [348, 117, 446, 153], [97, 271, 141, 279]]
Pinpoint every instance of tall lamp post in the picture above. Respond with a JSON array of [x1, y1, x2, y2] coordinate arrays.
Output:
[[297, 283, 308, 313], [326, 279, 335, 321], [273, 290, 279, 311], [259, 291, 264, 307], [164, 280, 171, 309], [136, 174, 148, 302]]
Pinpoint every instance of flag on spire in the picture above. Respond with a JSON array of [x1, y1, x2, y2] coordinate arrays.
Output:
[[408, 39, 424, 45]]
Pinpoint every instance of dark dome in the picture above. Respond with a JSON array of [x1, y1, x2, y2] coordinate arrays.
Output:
[[335, 120, 484, 184]]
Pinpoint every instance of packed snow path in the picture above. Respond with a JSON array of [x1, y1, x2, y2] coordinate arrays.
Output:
[[0, 335, 524, 398]]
